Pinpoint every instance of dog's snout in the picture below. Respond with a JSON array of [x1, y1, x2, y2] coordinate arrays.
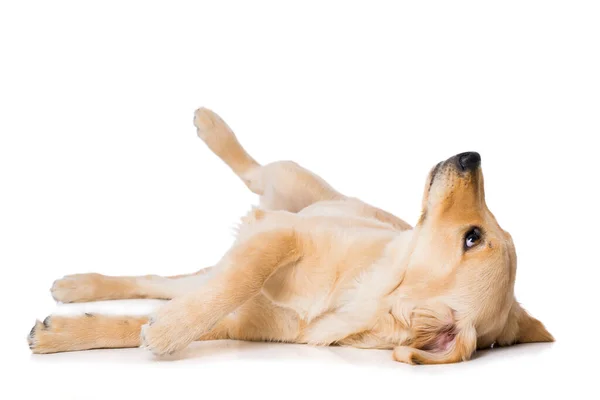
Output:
[[456, 152, 481, 171]]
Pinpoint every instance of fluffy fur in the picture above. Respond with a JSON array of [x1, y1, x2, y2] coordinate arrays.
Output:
[[28, 108, 553, 364]]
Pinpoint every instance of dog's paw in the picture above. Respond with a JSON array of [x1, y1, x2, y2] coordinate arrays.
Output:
[[27, 315, 70, 354], [193, 107, 225, 141], [50, 273, 105, 303], [140, 318, 186, 356], [140, 304, 197, 356], [27, 319, 46, 353]]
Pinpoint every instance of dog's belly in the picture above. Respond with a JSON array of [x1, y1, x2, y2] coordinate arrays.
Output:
[[241, 204, 404, 336], [299, 200, 394, 228], [299, 199, 411, 231]]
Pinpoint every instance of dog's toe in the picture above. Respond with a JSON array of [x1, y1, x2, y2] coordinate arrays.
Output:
[[27, 320, 45, 352]]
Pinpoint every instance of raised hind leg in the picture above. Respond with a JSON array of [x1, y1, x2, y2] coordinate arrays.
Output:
[[194, 107, 411, 230], [194, 107, 344, 212]]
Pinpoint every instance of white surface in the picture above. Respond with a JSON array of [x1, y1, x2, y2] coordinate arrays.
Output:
[[1, 1, 599, 399]]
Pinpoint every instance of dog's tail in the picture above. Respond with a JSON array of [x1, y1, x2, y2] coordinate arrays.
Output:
[[193, 107, 261, 188]]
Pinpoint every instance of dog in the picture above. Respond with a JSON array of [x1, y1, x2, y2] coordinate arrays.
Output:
[[27, 108, 553, 364]]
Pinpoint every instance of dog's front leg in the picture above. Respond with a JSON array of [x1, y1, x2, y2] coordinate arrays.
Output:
[[140, 229, 302, 356]]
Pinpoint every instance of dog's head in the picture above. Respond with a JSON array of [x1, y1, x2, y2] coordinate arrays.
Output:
[[394, 152, 553, 365]]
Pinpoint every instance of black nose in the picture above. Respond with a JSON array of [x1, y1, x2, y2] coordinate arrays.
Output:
[[457, 152, 481, 171]]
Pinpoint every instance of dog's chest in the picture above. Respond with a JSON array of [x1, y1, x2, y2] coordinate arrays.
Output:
[[261, 257, 341, 321], [261, 238, 401, 326]]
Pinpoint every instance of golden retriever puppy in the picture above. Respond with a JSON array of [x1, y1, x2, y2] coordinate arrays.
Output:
[[28, 108, 553, 364]]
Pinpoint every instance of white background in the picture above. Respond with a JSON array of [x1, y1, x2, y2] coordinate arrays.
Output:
[[1, 1, 599, 399]]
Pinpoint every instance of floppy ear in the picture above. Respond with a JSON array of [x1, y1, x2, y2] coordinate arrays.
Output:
[[393, 304, 477, 365], [497, 302, 554, 345]]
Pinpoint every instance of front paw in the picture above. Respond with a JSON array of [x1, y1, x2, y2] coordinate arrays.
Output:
[[140, 312, 195, 356]]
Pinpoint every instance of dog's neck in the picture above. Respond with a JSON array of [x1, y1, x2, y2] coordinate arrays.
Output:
[[377, 229, 416, 297], [382, 228, 440, 324]]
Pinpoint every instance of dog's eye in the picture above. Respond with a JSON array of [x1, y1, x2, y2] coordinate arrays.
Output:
[[464, 228, 482, 250]]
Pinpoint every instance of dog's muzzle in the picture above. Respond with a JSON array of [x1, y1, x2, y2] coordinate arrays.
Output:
[[454, 151, 481, 172]]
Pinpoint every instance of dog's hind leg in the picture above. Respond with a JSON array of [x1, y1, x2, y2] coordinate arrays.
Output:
[[50, 268, 214, 303], [193, 108, 412, 230], [194, 107, 344, 212]]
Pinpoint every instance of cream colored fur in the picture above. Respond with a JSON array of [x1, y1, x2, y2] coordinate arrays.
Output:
[[28, 108, 553, 364]]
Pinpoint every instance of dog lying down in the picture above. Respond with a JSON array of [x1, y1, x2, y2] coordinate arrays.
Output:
[[28, 108, 553, 364]]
